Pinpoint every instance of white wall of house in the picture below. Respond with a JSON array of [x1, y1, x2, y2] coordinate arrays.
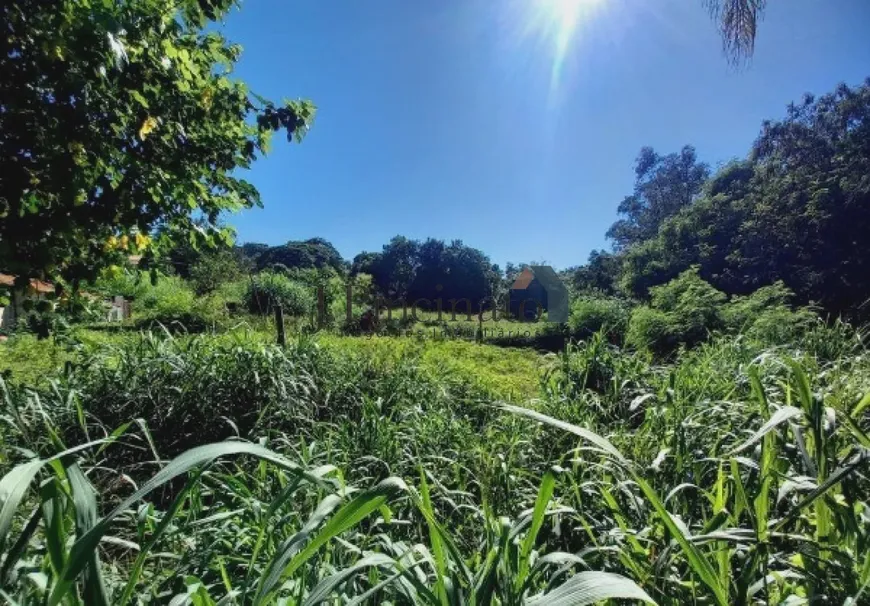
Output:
[[0, 289, 47, 329]]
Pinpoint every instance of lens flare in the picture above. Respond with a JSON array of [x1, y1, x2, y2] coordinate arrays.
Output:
[[526, 0, 607, 91]]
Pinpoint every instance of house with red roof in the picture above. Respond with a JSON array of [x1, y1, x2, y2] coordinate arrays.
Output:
[[0, 273, 55, 329]]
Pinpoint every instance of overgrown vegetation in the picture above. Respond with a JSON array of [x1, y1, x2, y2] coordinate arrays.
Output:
[[0, 0, 867, 603], [1, 321, 867, 604]]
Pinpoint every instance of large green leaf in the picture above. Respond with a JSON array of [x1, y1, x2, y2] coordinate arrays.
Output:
[[499, 403, 628, 464], [525, 571, 656, 606], [729, 406, 803, 454]]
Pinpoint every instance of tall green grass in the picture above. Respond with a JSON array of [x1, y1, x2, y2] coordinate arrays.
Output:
[[0, 324, 867, 603]]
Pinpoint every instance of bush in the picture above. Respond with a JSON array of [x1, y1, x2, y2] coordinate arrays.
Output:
[[724, 281, 815, 343], [625, 305, 674, 355], [627, 268, 727, 355], [244, 272, 315, 317], [568, 296, 631, 343], [136, 275, 224, 331], [628, 272, 820, 355], [91, 267, 150, 299], [649, 267, 726, 343], [214, 279, 248, 314], [138, 275, 195, 316]]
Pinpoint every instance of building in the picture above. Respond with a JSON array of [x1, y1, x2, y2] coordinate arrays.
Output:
[[0, 274, 55, 329], [508, 265, 569, 322]]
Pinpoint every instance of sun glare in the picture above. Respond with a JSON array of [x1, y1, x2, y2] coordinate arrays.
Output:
[[527, 0, 607, 91]]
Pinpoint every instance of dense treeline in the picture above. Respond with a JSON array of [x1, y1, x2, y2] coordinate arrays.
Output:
[[352, 236, 501, 304], [230, 236, 503, 305], [220, 80, 870, 323], [573, 79, 870, 320], [45, 79, 866, 352]]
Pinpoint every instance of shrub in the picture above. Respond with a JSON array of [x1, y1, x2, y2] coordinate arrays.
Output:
[[214, 279, 248, 314], [136, 275, 224, 331], [244, 272, 315, 317], [649, 266, 726, 343], [625, 305, 674, 355], [138, 275, 195, 316], [92, 267, 150, 299], [724, 281, 815, 343], [627, 268, 727, 354], [568, 296, 631, 343]]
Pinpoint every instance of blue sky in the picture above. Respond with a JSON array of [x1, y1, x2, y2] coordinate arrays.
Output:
[[221, 0, 870, 270]]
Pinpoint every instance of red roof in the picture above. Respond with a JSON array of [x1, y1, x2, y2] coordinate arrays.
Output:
[[511, 268, 536, 290], [0, 273, 55, 295]]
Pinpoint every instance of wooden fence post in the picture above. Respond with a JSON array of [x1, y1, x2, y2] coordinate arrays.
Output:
[[275, 304, 286, 347]]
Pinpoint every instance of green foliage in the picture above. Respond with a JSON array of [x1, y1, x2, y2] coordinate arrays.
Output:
[[568, 295, 631, 343], [627, 267, 726, 354], [568, 250, 621, 295], [724, 281, 815, 342], [619, 80, 870, 320], [138, 275, 195, 317], [244, 272, 315, 317], [91, 268, 150, 300], [606, 146, 709, 249], [0, 0, 314, 284], [246, 237, 345, 274], [625, 305, 674, 355], [136, 275, 224, 331], [188, 247, 243, 295], [366, 236, 499, 305], [624, 269, 816, 355], [0, 333, 71, 384], [650, 266, 726, 338], [1, 324, 867, 604]]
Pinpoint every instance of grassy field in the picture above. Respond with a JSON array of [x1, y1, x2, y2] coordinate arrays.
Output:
[[0, 323, 868, 604]]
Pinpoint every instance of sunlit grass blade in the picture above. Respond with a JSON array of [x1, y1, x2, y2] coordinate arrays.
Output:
[[302, 553, 397, 606], [344, 558, 428, 606], [499, 403, 628, 464], [418, 469, 449, 606], [729, 406, 803, 454], [0, 439, 106, 555], [66, 463, 110, 606], [773, 451, 869, 533], [525, 571, 657, 606], [633, 475, 729, 606], [116, 466, 209, 606], [254, 493, 343, 604], [516, 470, 557, 592], [0, 505, 41, 586]]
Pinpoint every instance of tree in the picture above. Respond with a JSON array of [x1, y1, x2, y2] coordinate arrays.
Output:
[[363, 236, 497, 308], [619, 160, 753, 298], [570, 250, 621, 295], [0, 0, 314, 287], [350, 251, 380, 276], [737, 81, 870, 316], [439, 240, 498, 306], [189, 247, 243, 295], [606, 146, 709, 250], [256, 238, 345, 273], [618, 80, 870, 320], [236, 242, 270, 271], [370, 236, 420, 299]]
